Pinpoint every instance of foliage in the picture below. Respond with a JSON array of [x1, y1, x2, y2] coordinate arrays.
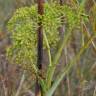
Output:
[[7, 3, 81, 72]]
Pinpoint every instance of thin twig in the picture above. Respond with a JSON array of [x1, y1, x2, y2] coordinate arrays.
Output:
[[64, 47, 72, 96]]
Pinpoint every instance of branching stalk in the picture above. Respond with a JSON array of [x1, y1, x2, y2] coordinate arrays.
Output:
[[46, 35, 95, 96], [46, 29, 72, 89], [43, 31, 52, 89]]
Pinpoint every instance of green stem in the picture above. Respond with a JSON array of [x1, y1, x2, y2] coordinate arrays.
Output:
[[46, 29, 72, 89], [43, 32, 52, 67], [46, 35, 95, 96], [43, 31, 52, 89]]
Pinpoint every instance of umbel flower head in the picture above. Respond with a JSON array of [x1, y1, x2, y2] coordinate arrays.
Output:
[[7, 3, 81, 73]]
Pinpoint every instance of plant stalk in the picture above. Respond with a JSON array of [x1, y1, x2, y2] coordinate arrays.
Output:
[[35, 0, 44, 96], [46, 35, 95, 96]]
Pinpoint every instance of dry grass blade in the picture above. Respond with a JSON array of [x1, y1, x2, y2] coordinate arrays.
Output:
[[15, 71, 25, 96]]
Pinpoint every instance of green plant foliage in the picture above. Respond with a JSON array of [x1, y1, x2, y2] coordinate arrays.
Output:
[[7, 3, 82, 73], [62, 5, 80, 29]]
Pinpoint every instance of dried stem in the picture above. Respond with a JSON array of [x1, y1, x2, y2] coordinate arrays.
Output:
[[35, 0, 44, 96], [15, 71, 25, 96]]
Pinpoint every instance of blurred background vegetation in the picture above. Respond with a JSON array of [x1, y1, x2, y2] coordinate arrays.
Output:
[[0, 0, 96, 96]]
